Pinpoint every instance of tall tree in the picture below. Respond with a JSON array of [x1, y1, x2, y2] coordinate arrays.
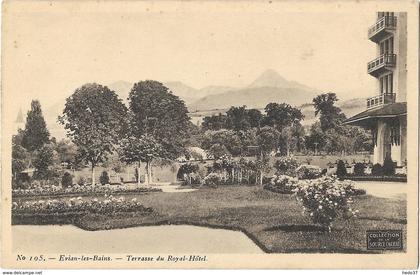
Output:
[[59, 83, 128, 185], [263, 103, 304, 130], [247, 109, 263, 128], [21, 100, 50, 152], [226, 106, 251, 131], [312, 93, 346, 131], [128, 80, 190, 159]]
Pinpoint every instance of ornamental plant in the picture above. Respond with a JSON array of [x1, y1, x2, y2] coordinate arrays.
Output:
[[294, 176, 358, 231], [336, 160, 347, 179], [274, 157, 299, 177], [203, 173, 223, 187], [12, 195, 153, 215], [267, 175, 298, 194]]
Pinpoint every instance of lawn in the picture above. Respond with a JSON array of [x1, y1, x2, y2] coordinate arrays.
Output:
[[12, 185, 406, 253]]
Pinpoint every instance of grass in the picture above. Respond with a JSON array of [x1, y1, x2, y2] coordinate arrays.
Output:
[[12, 185, 406, 253]]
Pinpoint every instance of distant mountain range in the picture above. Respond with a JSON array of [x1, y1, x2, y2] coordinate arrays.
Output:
[[27, 69, 366, 139]]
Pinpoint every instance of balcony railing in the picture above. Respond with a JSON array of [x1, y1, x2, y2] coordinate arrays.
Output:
[[366, 93, 396, 109], [368, 16, 397, 41], [367, 53, 396, 76]]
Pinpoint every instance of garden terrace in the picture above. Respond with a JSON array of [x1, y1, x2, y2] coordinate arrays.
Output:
[[12, 185, 406, 253]]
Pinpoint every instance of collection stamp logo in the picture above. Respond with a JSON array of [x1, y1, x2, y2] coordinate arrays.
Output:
[[366, 230, 403, 250]]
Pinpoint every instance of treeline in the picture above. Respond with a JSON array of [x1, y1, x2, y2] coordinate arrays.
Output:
[[198, 93, 372, 158]]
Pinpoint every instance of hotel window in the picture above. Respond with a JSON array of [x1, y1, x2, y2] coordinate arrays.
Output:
[[379, 73, 393, 94], [380, 37, 394, 54]]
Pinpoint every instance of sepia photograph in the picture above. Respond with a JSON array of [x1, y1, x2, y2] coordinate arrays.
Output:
[[1, 0, 418, 270]]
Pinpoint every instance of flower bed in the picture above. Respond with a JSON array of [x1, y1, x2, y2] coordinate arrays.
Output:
[[12, 184, 162, 198], [12, 195, 153, 215]]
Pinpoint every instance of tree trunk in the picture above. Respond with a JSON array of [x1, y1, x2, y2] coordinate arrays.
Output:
[[91, 164, 95, 186], [137, 161, 141, 187], [146, 161, 153, 185], [260, 170, 263, 185]]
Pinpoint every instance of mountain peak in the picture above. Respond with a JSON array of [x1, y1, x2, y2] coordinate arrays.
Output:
[[248, 69, 289, 88]]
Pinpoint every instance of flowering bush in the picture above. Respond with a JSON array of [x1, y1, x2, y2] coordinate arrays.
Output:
[[12, 184, 161, 197], [294, 176, 358, 230], [12, 195, 153, 215], [265, 175, 298, 194], [274, 157, 299, 177], [296, 165, 322, 180], [203, 173, 223, 187]]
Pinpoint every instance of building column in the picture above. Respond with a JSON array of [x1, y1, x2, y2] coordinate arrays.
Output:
[[373, 120, 386, 165]]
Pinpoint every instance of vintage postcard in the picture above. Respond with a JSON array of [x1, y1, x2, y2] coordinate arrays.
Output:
[[1, 0, 418, 269]]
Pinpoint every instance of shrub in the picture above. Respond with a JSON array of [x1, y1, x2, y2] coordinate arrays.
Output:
[[294, 177, 358, 230], [336, 160, 347, 179], [61, 172, 73, 188], [177, 163, 200, 180], [203, 173, 223, 187], [371, 164, 383, 176], [296, 165, 322, 180], [353, 163, 365, 176], [274, 157, 299, 177], [99, 171, 110, 185], [383, 155, 396, 176], [77, 176, 88, 186], [265, 175, 298, 194]]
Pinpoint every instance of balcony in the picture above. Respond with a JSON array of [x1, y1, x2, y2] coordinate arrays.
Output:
[[368, 16, 397, 42], [366, 93, 396, 109], [367, 53, 396, 77]]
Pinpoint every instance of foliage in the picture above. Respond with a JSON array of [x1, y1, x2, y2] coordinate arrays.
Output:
[[371, 164, 383, 176], [312, 93, 346, 132], [59, 83, 128, 185], [77, 176, 88, 186], [274, 157, 299, 177], [99, 171, 110, 185], [177, 163, 200, 180], [120, 134, 163, 164], [12, 195, 153, 215], [383, 155, 396, 176], [296, 165, 322, 180], [61, 172, 73, 188], [33, 144, 56, 180], [201, 129, 242, 157], [294, 177, 358, 228], [54, 139, 79, 169], [21, 100, 50, 152], [203, 173, 223, 187], [336, 160, 347, 179], [202, 113, 228, 131], [12, 141, 29, 180], [353, 163, 365, 176], [257, 126, 280, 156], [226, 106, 251, 131], [264, 103, 304, 130], [265, 175, 298, 194], [128, 80, 190, 159]]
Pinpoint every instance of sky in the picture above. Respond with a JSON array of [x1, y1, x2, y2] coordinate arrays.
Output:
[[5, 1, 380, 124]]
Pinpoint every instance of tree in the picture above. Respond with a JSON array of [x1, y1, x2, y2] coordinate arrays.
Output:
[[226, 106, 251, 131], [264, 103, 304, 130], [33, 144, 56, 180], [21, 100, 50, 152], [247, 109, 263, 128], [256, 126, 280, 157], [59, 83, 128, 185], [202, 113, 228, 131], [305, 122, 326, 154], [201, 129, 242, 157], [128, 80, 190, 159], [313, 93, 346, 132], [120, 134, 163, 185]]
